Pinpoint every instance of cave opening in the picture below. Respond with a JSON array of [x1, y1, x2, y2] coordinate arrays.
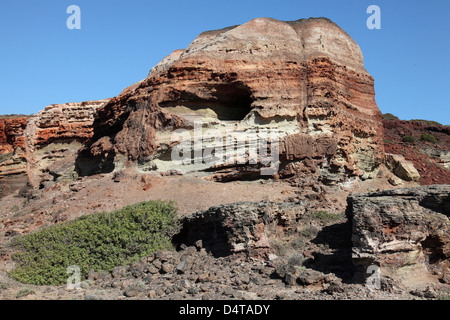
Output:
[[160, 82, 254, 121]]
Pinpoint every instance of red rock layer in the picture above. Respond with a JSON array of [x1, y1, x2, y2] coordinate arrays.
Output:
[[0, 117, 29, 155], [383, 119, 450, 185], [83, 17, 385, 183]]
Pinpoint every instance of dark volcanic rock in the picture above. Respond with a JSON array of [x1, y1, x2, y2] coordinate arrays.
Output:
[[175, 201, 312, 258]]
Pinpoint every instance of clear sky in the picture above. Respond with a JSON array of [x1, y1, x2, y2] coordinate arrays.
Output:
[[0, 0, 449, 124]]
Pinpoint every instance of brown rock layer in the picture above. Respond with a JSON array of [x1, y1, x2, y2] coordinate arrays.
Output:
[[383, 118, 450, 185], [80, 17, 384, 185], [0, 116, 30, 197]]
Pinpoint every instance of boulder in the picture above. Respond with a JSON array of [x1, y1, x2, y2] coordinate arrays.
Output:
[[347, 185, 450, 286], [385, 153, 420, 181]]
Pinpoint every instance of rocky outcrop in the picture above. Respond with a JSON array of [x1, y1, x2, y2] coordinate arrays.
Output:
[[347, 185, 450, 286], [25, 100, 110, 189], [176, 201, 311, 258], [80, 17, 384, 186], [0, 116, 29, 154], [0, 116, 30, 197], [383, 118, 450, 185], [0, 100, 110, 196], [28, 100, 110, 147]]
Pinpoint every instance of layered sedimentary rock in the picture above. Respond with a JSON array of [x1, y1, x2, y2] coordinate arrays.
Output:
[[79, 17, 384, 186], [0, 116, 29, 197], [26, 100, 110, 189], [0, 116, 29, 154], [0, 100, 109, 196], [347, 185, 450, 285]]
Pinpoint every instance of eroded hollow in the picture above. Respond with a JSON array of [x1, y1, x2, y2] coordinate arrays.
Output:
[[160, 82, 253, 121]]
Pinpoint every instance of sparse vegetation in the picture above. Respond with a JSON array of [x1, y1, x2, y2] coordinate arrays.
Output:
[[420, 133, 437, 144], [9, 200, 180, 286], [16, 288, 35, 299], [381, 113, 400, 121], [300, 226, 319, 239], [402, 136, 416, 143], [296, 266, 307, 272], [310, 211, 341, 222], [410, 119, 442, 127]]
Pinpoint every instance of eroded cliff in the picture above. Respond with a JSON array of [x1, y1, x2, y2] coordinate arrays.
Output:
[[78, 17, 384, 189]]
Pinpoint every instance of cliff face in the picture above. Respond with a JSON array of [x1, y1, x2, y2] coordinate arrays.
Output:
[[79, 17, 384, 187], [0, 117, 28, 155], [0, 17, 385, 197], [0, 100, 109, 196], [0, 117, 29, 197]]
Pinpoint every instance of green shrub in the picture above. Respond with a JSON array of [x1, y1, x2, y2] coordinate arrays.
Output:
[[381, 113, 399, 121], [9, 200, 179, 286], [420, 133, 437, 144], [300, 226, 319, 239], [402, 136, 416, 143], [310, 211, 341, 221]]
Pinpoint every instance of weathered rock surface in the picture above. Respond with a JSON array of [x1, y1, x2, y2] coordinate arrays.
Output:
[[0, 116, 30, 197], [80, 17, 384, 186], [383, 118, 450, 185], [0, 100, 110, 196], [0, 116, 29, 155], [176, 201, 311, 258], [26, 100, 110, 189], [347, 185, 450, 286], [385, 153, 420, 182]]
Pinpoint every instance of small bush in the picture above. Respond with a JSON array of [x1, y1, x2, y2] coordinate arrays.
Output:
[[300, 226, 319, 239], [9, 200, 179, 286], [402, 136, 416, 143], [381, 113, 399, 121], [420, 133, 437, 144], [310, 211, 341, 221]]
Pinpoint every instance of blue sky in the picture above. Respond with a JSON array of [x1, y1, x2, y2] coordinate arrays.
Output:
[[0, 0, 449, 124]]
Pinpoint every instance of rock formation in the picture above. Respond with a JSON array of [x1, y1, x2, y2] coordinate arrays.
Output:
[[383, 117, 450, 185], [0, 116, 29, 197], [0, 100, 109, 196], [0, 17, 389, 198], [176, 201, 311, 258], [78, 17, 384, 188], [347, 185, 450, 286]]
